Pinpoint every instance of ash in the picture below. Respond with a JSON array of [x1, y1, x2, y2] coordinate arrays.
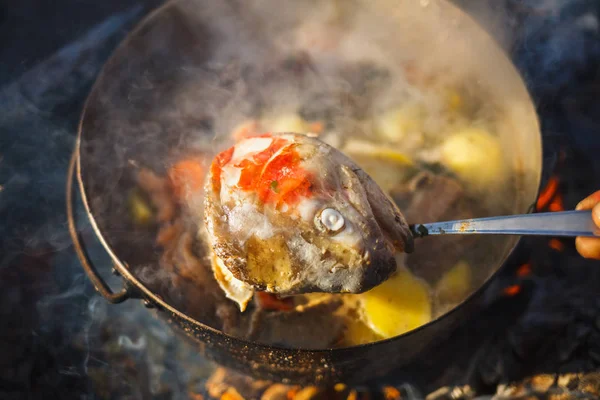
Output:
[[1, 0, 600, 399]]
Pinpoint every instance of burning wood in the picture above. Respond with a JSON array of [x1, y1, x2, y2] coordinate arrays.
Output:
[[496, 372, 600, 399], [203, 368, 600, 399], [534, 172, 569, 253], [426, 373, 600, 399]]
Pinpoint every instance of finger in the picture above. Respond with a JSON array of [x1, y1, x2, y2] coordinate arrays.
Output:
[[575, 236, 600, 260], [593, 203, 600, 228], [575, 190, 600, 210]]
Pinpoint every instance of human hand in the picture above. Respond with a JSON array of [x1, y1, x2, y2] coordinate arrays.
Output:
[[575, 190, 600, 260]]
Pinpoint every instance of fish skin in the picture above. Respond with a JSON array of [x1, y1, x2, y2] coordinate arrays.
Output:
[[204, 132, 413, 304]]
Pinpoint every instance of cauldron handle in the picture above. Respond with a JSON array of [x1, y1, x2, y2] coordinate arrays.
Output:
[[66, 148, 131, 304]]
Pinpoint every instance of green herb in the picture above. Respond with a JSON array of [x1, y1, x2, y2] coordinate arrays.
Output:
[[270, 181, 279, 193]]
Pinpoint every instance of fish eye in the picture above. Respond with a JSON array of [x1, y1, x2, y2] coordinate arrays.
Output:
[[316, 208, 345, 234]]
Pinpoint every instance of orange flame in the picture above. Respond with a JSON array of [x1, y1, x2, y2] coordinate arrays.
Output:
[[221, 389, 243, 400], [548, 193, 565, 212], [549, 239, 565, 252], [535, 173, 567, 252], [516, 263, 532, 278], [382, 386, 401, 400], [536, 176, 560, 211], [286, 388, 299, 400], [503, 284, 522, 297]]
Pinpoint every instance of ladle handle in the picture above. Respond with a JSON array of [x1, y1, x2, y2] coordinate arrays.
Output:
[[410, 210, 600, 238], [66, 148, 131, 304]]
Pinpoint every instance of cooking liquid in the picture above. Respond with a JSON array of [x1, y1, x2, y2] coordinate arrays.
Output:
[[138, 60, 518, 347]]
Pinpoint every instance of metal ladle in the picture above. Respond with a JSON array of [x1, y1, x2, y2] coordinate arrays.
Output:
[[409, 210, 600, 239]]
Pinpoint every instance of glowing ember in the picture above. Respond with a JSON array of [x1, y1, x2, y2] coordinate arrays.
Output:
[[536, 176, 560, 211], [382, 386, 401, 400], [503, 285, 522, 297], [516, 263, 532, 278], [548, 193, 565, 212], [535, 171, 567, 252], [549, 239, 566, 252]]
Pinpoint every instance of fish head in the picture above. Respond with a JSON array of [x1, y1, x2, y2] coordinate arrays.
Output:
[[288, 134, 414, 293], [204, 132, 413, 296]]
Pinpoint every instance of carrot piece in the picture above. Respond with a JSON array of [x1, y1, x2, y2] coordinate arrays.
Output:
[[256, 292, 294, 311], [168, 159, 206, 200], [210, 147, 234, 194], [308, 121, 324, 134], [231, 120, 260, 141]]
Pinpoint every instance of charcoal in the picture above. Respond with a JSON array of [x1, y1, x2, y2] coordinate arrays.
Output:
[[559, 324, 592, 362], [425, 385, 475, 400], [206, 367, 271, 400], [293, 386, 329, 400], [586, 333, 600, 365], [478, 352, 504, 387]]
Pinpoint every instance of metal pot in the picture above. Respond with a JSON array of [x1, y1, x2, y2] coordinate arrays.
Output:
[[67, 0, 542, 385]]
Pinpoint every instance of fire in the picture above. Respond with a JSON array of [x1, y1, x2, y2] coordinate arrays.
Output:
[[536, 176, 559, 211], [382, 386, 402, 400], [220, 389, 244, 400], [502, 262, 533, 297], [286, 388, 299, 400], [548, 193, 564, 212], [536, 172, 567, 252], [501, 159, 571, 297], [502, 167, 570, 298], [549, 239, 565, 252], [536, 174, 565, 213], [503, 284, 522, 297], [516, 263, 532, 278]]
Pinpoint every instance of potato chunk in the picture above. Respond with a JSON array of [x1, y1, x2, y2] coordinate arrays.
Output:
[[359, 267, 432, 338], [128, 189, 153, 226], [440, 127, 505, 188], [375, 104, 425, 144], [435, 260, 472, 304], [263, 114, 311, 134]]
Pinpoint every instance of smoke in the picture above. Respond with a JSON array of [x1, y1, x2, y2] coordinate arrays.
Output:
[[0, 4, 214, 398]]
